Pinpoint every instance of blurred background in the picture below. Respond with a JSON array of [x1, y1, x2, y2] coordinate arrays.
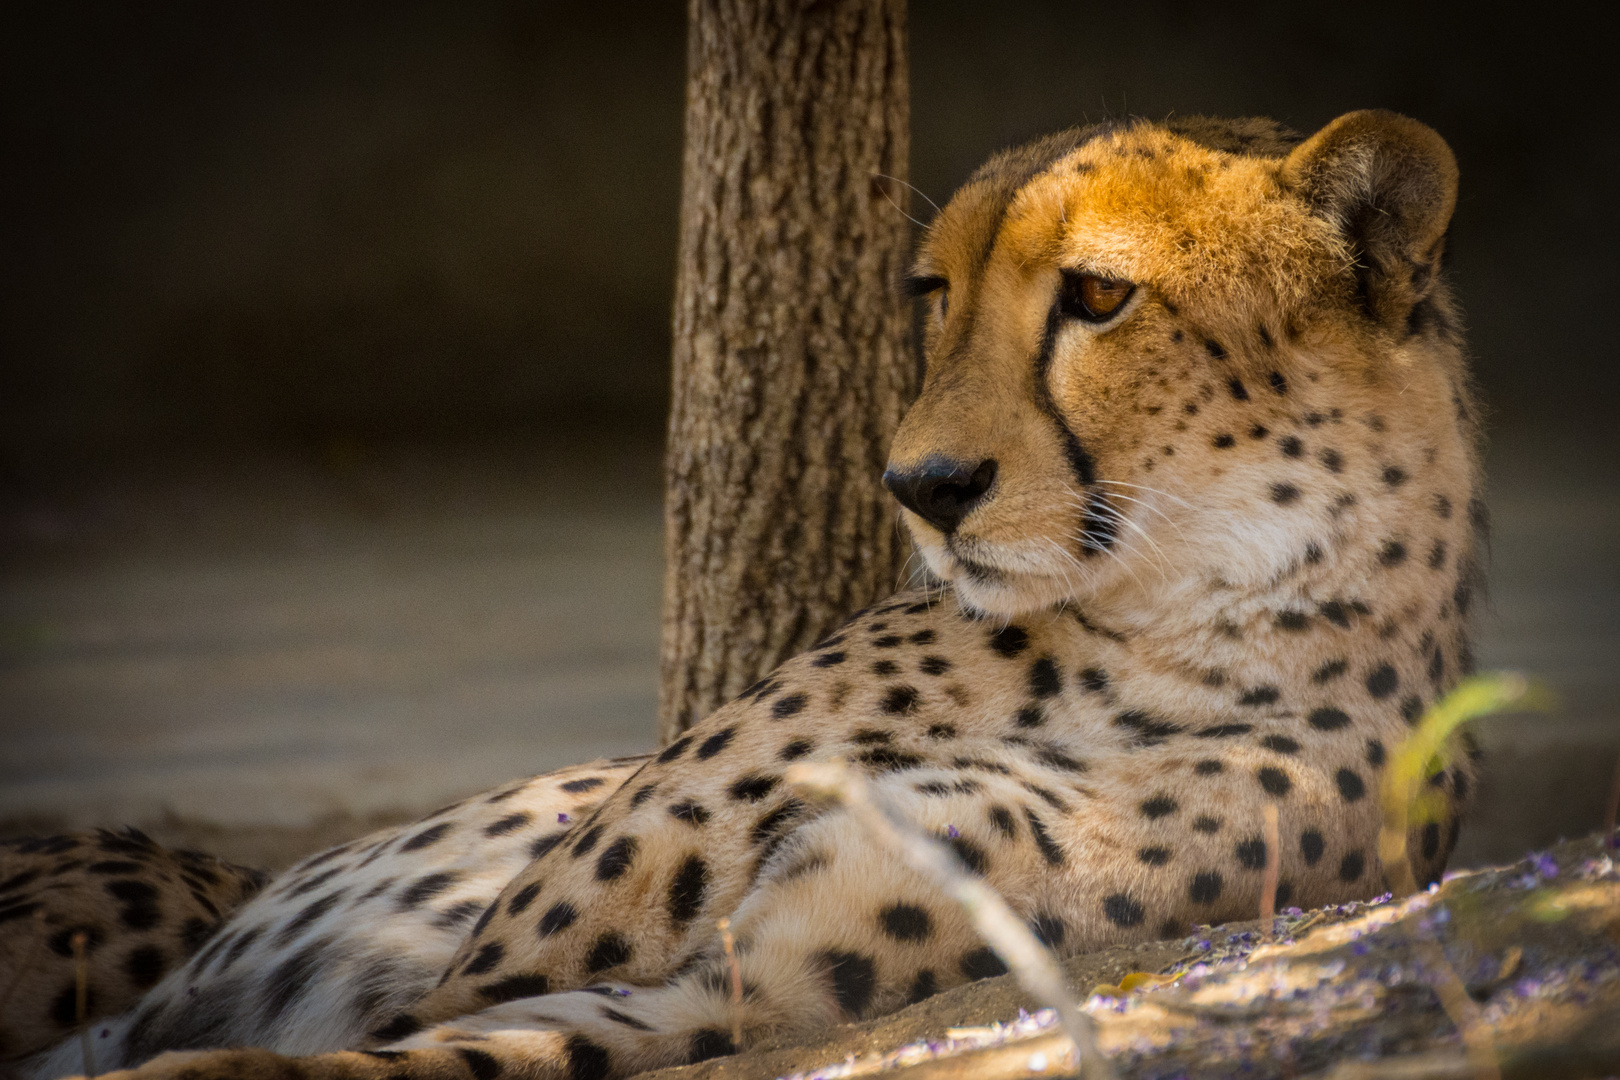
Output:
[[2, 1, 1615, 869]]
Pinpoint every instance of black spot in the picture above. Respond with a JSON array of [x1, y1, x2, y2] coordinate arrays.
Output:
[[729, 774, 781, 802], [1301, 830, 1326, 865], [1138, 846, 1171, 866], [873, 634, 904, 648], [851, 728, 891, 746], [668, 800, 713, 828], [1309, 707, 1351, 731], [779, 739, 814, 761], [989, 625, 1029, 656], [812, 651, 847, 668], [538, 901, 578, 937], [1452, 769, 1470, 799], [435, 899, 485, 929], [105, 878, 162, 930], [401, 822, 454, 852], [595, 836, 639, 881], [1024, 809, 1065, 866], [821, 950, 878, 1015], [987, 805, 1017, 838], [181, 917, 214, 951], [530, 832, 568, 860], [1268, 371, 1288, 395], [919, 656, 952, 675], [1270, 482, 1301, 505], [1115, 709, 1182, 744], [1235, 837, 1267, 871], [1366, 739, 1386, 768], [1013, 704, 1045, 728], [1188, 871, 1224, 904], [125, 944, 166, 988], [566, 1035, 613, 1080], [571, 824, 605, 857], [1279, 436, 1303, 458], [1035, 747, 1088, 774], [1313, 659, 1349, 683], [764, 696, 803, 722], [1258, 767, 1292, 796], [1275, 606, 1312, 633], [926, 722, 956, 738], [696, 727, 737, 759], [1195, 723, 1253, 738], [1339, 850, 1366, 882], [1261, 735, 1300, 754], [881, 686, 921, 715], [1382, 465, 1408, 487], [1379, 540, 1408, 567], [879, 903, 933, 943], [1402, 695, 1425, 724], [481, 973, 550, 1004], [1194, 759, 1224, 776], [508, 882, 541, 915], [1139, 794, 1179, 819], [1240, 684, 1282, 705], [1318, 600, 1352, 628], [1434, 494, 1453, 518], [398, 873, 456, 911], [585, 932, 632, 973], [856, 746, 924, 771], [751, 799, 806, 847], [464, 941, 506, 977], [1204, 338, 1226, 359], [1421, 822, 1442, 859], [561, 777, 606, 795], [1366, 664, 1399, 699], [959, 946, 1008, 980], [1249, 423, 1270, 440], [457, 1048, 501, 1080], [371, 1013, 423, 1042], [484, 812, 533, 837], [1228, 377, 1249, 400], [1319, 448, 1344, 472], [1213, 433, 1235, 449], [1103, 893, 1144, 927], [665, 855, 709, 924], [1305, 542, 1325, 564], [657, 736, 691, 763], [945, 834, 990, 875], [1029, 657, 1061, 698], [1079, 668, 1109, 693], [1334, 768, 1366, 803], [907, 969, 938, 1003], [86, 859, 142, 875], [1429, 646, 1446, 684], [688, 1029, 735, 1064]]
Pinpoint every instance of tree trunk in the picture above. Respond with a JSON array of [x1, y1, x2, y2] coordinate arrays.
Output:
[[661, 0, 916, 742]]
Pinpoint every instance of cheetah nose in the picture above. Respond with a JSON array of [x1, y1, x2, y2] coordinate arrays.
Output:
[[882, 457, 998, 535]]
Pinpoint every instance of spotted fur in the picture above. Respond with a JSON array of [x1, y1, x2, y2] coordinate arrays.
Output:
[[14, 110, 1481, 1080]]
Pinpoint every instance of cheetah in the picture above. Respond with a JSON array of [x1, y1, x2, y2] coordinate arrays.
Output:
[[8, 109, 1483, 1080]]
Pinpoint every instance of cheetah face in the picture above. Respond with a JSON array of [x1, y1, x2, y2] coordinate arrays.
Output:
[[886, 112, 1458, 618]]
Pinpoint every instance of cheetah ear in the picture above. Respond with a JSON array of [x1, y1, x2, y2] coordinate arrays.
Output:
[[1282, 110, 1458, 330]]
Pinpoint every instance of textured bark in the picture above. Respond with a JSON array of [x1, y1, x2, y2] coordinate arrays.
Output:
[[661, 0, 916, 741]]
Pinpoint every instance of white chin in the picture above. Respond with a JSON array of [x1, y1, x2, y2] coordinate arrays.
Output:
[[920, 547, 1075, 619]]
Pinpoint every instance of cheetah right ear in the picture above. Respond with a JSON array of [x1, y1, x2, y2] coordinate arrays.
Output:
[[1282, 110, 1458, 330]]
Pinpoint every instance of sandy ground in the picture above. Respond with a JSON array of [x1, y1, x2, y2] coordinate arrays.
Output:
[[0, 424, 1615, 871]]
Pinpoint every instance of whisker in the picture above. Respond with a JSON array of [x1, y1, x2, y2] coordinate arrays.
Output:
[[873, 172, 942, 216]]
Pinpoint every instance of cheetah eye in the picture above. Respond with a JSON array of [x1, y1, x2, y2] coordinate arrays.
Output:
[[905, 274, 949, 321], [1058, 270, 1135, 323]]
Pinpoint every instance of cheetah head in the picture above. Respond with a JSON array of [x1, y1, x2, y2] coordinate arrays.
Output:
[[887, 111, 1465, 619]]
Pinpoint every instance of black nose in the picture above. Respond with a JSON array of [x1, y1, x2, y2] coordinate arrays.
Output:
[[883, 457, 998, 534]]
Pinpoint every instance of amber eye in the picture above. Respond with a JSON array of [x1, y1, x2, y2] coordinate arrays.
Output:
[[1059, 270, 1135, 323]]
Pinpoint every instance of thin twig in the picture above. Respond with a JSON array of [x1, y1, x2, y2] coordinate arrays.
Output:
[[73, 930, 96, 1078], [786, 760, 1116, 1080], [1260, 804, 1280, 940], [716, 917, 743, 1052]]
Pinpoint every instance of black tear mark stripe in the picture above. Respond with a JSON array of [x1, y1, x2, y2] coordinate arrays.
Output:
[[1033, 304, 1100, 492]]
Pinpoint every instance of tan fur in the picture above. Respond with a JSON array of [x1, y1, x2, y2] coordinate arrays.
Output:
[[10, 111, 1484, 1080]]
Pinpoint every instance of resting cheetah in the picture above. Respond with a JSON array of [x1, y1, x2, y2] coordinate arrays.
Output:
[[9, 109, 1483, 1080]]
